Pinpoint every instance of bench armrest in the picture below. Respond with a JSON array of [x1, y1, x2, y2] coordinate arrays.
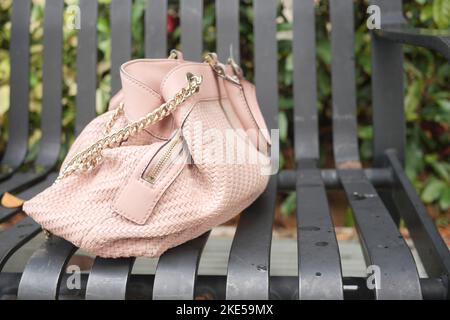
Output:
[[374, 25, 450, 61]]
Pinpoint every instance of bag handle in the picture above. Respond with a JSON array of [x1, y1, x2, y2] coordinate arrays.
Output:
[[56, 72, 203, 183]]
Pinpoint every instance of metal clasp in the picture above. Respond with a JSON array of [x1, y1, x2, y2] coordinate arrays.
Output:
[[204, 52, 241, 85]]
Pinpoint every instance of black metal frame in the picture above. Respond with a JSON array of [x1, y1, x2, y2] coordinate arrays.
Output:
[[0, 0, 449, 300]]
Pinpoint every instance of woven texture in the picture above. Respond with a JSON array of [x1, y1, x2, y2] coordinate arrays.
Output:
[[23, 98, 269, 257]]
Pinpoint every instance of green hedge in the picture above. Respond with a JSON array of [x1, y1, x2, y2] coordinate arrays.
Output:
[[0, 0, 448, 221]]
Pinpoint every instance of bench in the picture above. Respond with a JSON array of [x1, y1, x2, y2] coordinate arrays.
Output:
[[0, 0, 449, 300]]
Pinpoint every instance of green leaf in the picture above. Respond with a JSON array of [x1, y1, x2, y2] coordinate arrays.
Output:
[[437, 99, 450, 112], [278, 111, 288, 142], [317, 40, 331, 65], [344, 207, 354, 227], [0, 85, 9, 115], [279, 97, 293, 110], [433, 0, 450, 29], [281, 192, 296, 217], [439, 187, 450, 211], [429, 161, 450, 182], [360, 140, 373, 160], [357, 125, 373, 140], [405, 140, 424, 181], [420, 5, 433, 23], [279, 152, 285, 170], [405, 80, 423, 121], [285, 53, 293, 72], [421, 179, 446, 203]]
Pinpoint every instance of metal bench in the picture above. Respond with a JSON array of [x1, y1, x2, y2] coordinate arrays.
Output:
[[0, 0, 449, 300]]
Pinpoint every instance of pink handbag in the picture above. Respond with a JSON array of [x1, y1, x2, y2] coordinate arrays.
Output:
[[23, 51, 271, 258]]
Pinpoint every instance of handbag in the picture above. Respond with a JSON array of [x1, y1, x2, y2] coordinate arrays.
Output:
[[23, 51, 271, 258]]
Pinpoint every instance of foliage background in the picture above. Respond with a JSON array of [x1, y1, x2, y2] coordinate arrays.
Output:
[[0, 0, 448, 226]]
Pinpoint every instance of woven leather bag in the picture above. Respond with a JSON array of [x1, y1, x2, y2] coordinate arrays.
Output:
[[23, 52, 271, 258]]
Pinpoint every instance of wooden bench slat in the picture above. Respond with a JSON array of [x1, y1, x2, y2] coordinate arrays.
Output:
[[385, 150, 450, 279], [110, 0, 132, 95], [17, 237, 77, 300], [330, 0, 422, 299], [0, 0, 32, 177], [293, 0, 343, 299], [226, 0, 277, 300], [216, 0, 239, 63], [153, 232, 210, 300], [145, 0, 168, 58], [86, 257, 135, 300], [180, 0, 203, 61], [75, 0, 98, 135]]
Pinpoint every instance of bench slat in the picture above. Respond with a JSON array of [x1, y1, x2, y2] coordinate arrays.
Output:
[[296, 168, 343, 299], [0, 217, 41, 272], [371, 0, 406, 166], [293, 0, 318, 162], [385, 150, 450, 279], [145, 0, 167, 58], [226, 178, 276, 300], [17, 237, 77, 300], [36, 0, 64, 168], [75, 0, 98, 135], [153, 232, 210, 300], [0, 171, 48, 215], [252, 0, 278, 130], [293, 0, 343, 300], [338, 169, 423, 299], [226, 0, 277, 300], [180, 0, 203, 61], [330, 0, 422, 299], [0, 0, 63, 199], [329, 0, 359, 165], [110, 0, 132, 95], [0, 0, 31, 178], [0, 173, 51, 222], [0, 174, 57, 271], [216, 0, 239, 63], [86, 258, 135, 300], [151, 1, 208, 300]]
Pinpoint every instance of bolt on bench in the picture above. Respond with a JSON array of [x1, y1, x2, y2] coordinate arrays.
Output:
[[0, 0, 449, 300]]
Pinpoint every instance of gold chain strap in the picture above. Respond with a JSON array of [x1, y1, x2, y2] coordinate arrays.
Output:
[[104, 102, 125, 135], [56, 72, 202, 183]]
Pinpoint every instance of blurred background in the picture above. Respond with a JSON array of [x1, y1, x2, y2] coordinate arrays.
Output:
[[0, 0, 448, 240]]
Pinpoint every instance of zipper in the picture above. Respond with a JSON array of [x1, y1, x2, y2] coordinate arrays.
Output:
[[144, 135, 183, 184]]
